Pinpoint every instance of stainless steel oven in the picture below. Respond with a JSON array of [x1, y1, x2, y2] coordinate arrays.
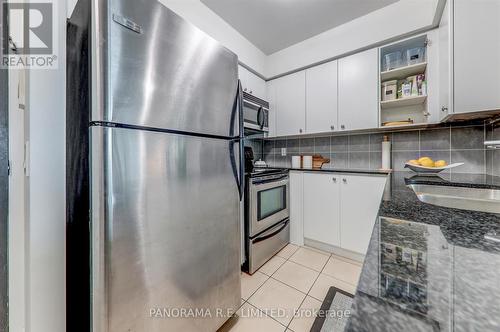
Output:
[[249, 172, 289, 237], [244, 169, 290, 274], [242, 92, 269, 134]]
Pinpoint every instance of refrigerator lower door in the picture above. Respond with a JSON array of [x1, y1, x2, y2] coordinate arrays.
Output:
[[91, 126, 241, 332]]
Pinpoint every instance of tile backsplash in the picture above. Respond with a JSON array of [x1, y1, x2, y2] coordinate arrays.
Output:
[[486, 122, 500, 176], [246, 124, 498, 174]]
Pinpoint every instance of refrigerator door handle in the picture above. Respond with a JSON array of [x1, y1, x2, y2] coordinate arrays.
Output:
[[238, 80, 245, 200], [229, 80, 242, 138], [230, 140, 242, 200]]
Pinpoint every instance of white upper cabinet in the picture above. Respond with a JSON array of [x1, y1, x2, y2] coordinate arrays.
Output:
[[266, 80, 277, 137], [306, 61, 338, 133], [452, 0, 500, 114], [275, 71, 306, 137], [338, 48, 379, 131], [439, 0, 452, 120], [238, 65, 266, 100]]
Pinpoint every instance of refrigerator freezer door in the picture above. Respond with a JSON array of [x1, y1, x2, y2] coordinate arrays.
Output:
[[93, 0, 239, 137], [91, 126, 241, 332]]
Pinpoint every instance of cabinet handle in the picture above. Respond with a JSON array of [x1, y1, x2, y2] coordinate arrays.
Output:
[[441, 106, 448, 112], [342, 178, 347, 183], [341, 125, 345, 130], [330, 125, 335, 130], [249, 90, 253, 94], [299, 129, 303, 134], [332, 177, 337, 183]]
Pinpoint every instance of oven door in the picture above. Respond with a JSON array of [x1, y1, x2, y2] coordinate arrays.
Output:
[[249, 174, 289, 237], [243, 99, 269, 132]]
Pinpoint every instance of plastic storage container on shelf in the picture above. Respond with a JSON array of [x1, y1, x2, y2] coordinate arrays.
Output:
[[405, 47, 425, 66], [384, 51, 402, 71], [382, 80, 398, 101]]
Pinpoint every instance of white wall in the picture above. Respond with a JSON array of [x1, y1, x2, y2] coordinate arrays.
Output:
[[266, 0, 441, 78], [26, 0, 67, 331]]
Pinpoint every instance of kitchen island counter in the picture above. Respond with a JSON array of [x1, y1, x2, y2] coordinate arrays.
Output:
[[345, 172, 500, 332]]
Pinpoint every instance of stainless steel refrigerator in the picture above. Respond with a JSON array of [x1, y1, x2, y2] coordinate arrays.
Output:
[[67, 0, 243, 331]]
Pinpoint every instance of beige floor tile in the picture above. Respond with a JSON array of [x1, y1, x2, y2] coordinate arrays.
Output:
[[308, 273, 356, 302], [241, 271, 268, 300], [288, 296, 322, 332], [276, 243, 299, 259], [258, 255, 287, 276], [229, 303, 286, 332], [272, 261, 319, 294], [322, 257, 362, 285], [248, 278, 306, 326], [290, 247, 330, 272], [331, 254, 363, 267]]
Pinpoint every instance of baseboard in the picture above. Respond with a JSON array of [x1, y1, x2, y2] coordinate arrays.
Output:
[[304, 238, 365, 263]]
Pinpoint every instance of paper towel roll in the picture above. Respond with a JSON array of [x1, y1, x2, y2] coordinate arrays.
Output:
[[382, 136, 391, 170], [292, 156, 302, 168], [303, 156, 313, 169]]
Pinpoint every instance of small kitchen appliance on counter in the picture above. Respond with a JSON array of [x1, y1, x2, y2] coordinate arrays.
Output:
[[243, 147, 290, 274]]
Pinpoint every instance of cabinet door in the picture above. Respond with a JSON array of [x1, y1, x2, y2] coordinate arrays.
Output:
[[266, 80, 277, 137], [289, 172, 304, 246], [246, 71, 266, 100], [306, 61, 338, 133], [454, 0, 500, 113], [275, 71, 306, 137], [338, 49, 378, 131], [340, 175, 386, 254], [238, 65, 249, 90], [303, 173, 340, 247], [438, 0, 453, 120], [239, 65, 266, 100]]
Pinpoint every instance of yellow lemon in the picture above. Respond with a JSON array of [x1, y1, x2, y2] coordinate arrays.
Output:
[[418, 156, 433, 164], [420, 159, 435, 167], [408, 159, 420, 166], [434, 160, 448, 167]]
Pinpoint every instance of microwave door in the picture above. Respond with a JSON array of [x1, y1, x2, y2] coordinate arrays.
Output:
[[243, 100, 268, 131]]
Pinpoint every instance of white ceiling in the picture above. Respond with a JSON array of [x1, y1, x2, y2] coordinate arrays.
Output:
[[201, 0, 399, 55]]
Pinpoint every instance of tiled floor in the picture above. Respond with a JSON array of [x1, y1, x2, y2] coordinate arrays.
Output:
[[231, 244, 362, 332]]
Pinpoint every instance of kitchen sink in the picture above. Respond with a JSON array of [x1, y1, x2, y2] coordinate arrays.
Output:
[[409, 184, 500, 214]]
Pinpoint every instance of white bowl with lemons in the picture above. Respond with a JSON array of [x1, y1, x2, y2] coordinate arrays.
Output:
[[405, 157, 464, 174]]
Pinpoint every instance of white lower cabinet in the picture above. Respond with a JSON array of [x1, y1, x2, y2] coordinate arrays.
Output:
[[339, 175, 387, 254], [303, 173, 341, 247], [289, 172, 304, 246], [299, 172, 387, 255]]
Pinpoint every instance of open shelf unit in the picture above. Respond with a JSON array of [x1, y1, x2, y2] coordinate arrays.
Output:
[[381, 62, 427, 81], [379, 35, 430, 128], [381, 95, 427, 110]]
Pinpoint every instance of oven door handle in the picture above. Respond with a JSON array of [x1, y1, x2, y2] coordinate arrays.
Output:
[[253, 219, 289, 244], [253, 177, 289, 187]]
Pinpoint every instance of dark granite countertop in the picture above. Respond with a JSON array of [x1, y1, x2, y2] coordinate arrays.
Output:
[[346, 172, 500, 332], [255, 166, 391, 175]]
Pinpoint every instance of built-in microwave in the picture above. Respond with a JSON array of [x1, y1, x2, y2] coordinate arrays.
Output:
[[242, 92, 269, 135]]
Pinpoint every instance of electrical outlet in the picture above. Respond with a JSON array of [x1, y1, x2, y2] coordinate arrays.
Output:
[[281, 148, 287, 156]]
